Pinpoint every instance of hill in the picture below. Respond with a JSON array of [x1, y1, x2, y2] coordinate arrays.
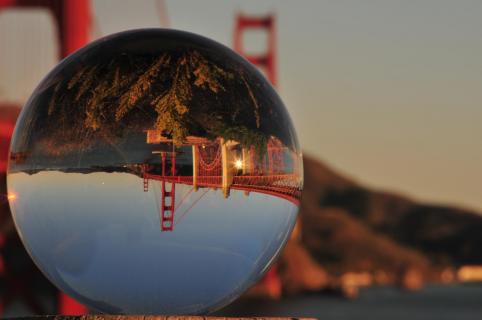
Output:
[[301, 154, 482, 267], [248, 154, 482, 298]]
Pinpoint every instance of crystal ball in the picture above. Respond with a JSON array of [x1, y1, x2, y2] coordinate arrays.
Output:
[[7, 29, 302, 314]]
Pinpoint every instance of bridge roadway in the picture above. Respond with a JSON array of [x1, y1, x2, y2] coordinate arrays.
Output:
[[143, 173, 301, 205]]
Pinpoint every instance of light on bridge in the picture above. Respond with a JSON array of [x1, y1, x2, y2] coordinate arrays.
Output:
[[234, 159, 243, 170], [7, 192, 16, 201]]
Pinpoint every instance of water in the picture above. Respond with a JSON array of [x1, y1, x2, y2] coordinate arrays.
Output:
[[218, 284, 482, 320]]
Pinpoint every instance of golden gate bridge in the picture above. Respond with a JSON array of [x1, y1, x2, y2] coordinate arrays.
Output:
[[141, 133, 301, 231]]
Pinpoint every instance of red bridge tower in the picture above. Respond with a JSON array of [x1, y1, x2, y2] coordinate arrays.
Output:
[[234, 14, 277, 85], [234, 13, 283, 300]]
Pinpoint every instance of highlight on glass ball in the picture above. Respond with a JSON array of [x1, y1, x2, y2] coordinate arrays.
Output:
[[7, 29, 303, 315]]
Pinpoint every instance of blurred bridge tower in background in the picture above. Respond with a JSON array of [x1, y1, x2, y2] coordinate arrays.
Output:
[[234, 14, 277, 85], [0, 0, 91, 58], [234, 13, 283, 299], [0, 0, 91, 315]]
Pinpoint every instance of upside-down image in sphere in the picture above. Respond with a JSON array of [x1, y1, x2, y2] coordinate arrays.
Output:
[[7, 29, 303, 314]]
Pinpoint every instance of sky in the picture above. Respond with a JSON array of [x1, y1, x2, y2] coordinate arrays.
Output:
[[1, 0, 482, 211], [8, 171, 297, 313]]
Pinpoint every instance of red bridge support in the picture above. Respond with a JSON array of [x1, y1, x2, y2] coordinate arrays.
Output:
[[234, 14, 277, 85], [142, 164, 149, 192], [159, 151, 176, 231], [160, 181, 175, 231], [0, 0, 91, 315], [234, 12, 282, 300], [0, 0, 91, 59]]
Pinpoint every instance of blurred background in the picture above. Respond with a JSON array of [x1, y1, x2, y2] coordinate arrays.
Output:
[[1, 0, 482, 319]]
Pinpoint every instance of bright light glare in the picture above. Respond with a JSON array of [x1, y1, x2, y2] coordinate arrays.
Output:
[[7, 193, 16, 201], [234, 159, 243, 170]]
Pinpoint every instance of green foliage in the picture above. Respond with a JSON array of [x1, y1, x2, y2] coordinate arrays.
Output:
[[210, 125, 267, 158], [42, 49, 280, 155], [116, 54, 169, 121]]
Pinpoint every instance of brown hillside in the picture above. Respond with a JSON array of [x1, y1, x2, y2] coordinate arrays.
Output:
[[299, 154, 482, 268]]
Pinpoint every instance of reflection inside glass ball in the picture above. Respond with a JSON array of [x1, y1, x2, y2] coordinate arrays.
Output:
[[7, 29, 302, 314]]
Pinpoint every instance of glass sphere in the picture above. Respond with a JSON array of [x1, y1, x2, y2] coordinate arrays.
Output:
[[7, 29, 302, 315]]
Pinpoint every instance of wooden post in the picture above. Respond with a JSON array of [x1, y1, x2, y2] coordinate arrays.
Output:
[[221, 139, 234, 198], [192, 145, 199, 190]]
